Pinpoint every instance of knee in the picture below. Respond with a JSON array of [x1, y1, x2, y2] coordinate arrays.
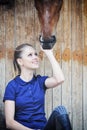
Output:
[[53, 105, 68, 116]]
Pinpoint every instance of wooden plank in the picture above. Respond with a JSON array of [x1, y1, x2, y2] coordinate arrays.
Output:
[[82, 0, 87, 129], [15, 0, 35, 45], [0, 6, 6, 124], [15, 0, 26, 46], [52, 0, 64, 109], [61, 0, 72, 121], [44, 57, 53, 118], [25, 0, 35, 45], [5, 8, 15, 82], [71, 0, 83, 129]]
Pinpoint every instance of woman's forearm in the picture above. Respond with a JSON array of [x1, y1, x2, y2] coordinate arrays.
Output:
[[6, 119, 33, 130], [44, 50, 65, 83]]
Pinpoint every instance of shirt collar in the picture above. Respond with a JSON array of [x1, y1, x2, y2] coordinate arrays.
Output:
[[14, 75, 36, 86]]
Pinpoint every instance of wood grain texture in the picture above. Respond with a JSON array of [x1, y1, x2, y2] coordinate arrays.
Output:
[[71, 0, 83, 129], [0, 6, 6, 125], [0, 0, 87, 129]]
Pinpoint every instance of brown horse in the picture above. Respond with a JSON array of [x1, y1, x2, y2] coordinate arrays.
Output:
[[0, 0, 63, 49], [35, 0, 63, 49]]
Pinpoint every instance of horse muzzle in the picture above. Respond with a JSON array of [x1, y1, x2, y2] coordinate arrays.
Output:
[[39, 35, 56, 49]]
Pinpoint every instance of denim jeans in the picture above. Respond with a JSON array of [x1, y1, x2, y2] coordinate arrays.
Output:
[[43, 106, 72, 130]]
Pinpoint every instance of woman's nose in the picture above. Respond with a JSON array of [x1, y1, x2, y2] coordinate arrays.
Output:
[[33, 54, 38, 59]]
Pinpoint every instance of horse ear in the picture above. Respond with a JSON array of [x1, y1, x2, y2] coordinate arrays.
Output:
[[34, 0, 41, 9], [34, 0, 43, 14], [35, 0, 47, 7], [58, 0, 63, 11]]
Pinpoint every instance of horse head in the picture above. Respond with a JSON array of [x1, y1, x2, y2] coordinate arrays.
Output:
[[35, 0, 63, 49]]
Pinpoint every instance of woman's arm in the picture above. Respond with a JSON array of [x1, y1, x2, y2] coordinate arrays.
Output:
[[4, 100, 33, 130], [42, 49, 65, 88]]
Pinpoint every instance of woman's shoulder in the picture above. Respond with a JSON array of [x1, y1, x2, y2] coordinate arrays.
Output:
[[35, 74, 48, 78], [6, 76, 19, 89], [35, 74, 48, 82]]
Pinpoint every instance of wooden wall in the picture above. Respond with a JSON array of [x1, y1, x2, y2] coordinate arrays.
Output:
[[0, 0, 87, 130]]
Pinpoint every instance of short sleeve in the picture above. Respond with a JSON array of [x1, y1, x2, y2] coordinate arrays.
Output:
[[3, 81, 16, 102], [37, 75, 48, 90]]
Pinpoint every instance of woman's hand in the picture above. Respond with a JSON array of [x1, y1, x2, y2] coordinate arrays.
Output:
[[40, 45, 53, 55]]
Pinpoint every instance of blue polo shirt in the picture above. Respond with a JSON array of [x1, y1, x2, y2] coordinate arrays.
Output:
[[3, 75, 48, 129]]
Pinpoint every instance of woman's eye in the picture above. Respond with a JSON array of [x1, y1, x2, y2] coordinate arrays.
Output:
[[28, 53, 38, 57], [28, 53, 32, 56], [35, 53, 38, 56]]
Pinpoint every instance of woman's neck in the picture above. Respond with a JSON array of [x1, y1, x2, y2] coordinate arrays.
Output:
[[20, 70, 34, 82]]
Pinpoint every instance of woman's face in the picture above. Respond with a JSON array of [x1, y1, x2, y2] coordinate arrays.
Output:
[[19, 46, 39, 70]]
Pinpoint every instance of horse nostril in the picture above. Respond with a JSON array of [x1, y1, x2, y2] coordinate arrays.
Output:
[[39, 35, 56, 44], [51, 35, 56, 43]]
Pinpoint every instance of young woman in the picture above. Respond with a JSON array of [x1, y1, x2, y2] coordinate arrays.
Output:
[[3, 43, 69, 130]]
